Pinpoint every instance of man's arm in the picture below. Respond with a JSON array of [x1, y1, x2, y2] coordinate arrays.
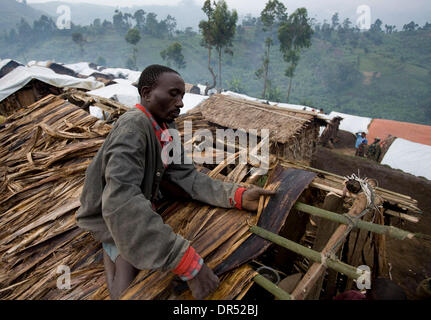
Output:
[[163, 129, 275, 211]]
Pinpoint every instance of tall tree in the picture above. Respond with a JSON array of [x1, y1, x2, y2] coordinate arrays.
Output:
[[278, 8, 313, 103], [133, 9, 146, 32], [160, 42, 186, 69], [125, 28, 141, 70], [257, 0, 287, 99], [164, 15, 177, 39], [331, 12, 339, 30], [209, 0, 238, 93], [199, 0, 217, 95]]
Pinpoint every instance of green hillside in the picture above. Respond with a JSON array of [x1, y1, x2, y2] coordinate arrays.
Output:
[[1, 11, 430, 125], [0, 0, 49, 33]]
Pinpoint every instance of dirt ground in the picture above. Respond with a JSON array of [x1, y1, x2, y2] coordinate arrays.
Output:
[[312, 146, 431, 299]]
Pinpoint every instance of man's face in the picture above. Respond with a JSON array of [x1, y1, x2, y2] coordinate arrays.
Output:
[[142, 72, 185, 123]]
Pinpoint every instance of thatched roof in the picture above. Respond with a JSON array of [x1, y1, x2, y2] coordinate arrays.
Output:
[[190, 94, 318, 144]]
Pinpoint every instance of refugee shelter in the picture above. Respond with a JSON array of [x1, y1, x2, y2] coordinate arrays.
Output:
[[0, 65, 103, 117]]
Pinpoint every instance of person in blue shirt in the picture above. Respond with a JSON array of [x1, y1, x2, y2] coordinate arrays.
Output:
[[355, 132, 368, 156]]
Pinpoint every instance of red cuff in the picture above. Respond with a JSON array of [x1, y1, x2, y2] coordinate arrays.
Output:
[[234, 187, 247, 210], [172, 246, 203, 281]]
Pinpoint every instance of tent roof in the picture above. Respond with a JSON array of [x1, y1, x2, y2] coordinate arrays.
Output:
[[88, 83, 140, 108], [368, 119, 431, 147], [328, 111, 372, 135], [0, 66, 104, 102], [381, 138, 431, 181]]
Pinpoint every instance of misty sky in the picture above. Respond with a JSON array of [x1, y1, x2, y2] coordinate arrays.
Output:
[[26, 0, 430, 27]]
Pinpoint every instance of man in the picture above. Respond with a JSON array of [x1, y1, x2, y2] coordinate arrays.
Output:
[[76, 65, 274, 300], [366, 137, 381, 162], [355, 132, 368, 156]]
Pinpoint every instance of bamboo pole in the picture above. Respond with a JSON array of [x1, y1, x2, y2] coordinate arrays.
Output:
[[252, 274, 292, 300], [281, 160, 418, 203], [294, 202, 429, 240], [249, 225, 363, 280]]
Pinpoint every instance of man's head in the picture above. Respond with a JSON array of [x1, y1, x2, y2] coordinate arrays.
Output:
[[366, 278, 407, 300], [138, 64, 185, 124], [361, 132, 366, 138]]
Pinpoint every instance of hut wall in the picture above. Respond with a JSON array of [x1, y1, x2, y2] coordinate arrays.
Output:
[[271, 120, 320, 164]]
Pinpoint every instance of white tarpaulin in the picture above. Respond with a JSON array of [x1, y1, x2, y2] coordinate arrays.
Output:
[[87, 83, 139, 107], [381, 138, 431, 181], [182, 93, 208, 114], [0, 66, 104, 102], [64, 62, 96, 76], [102, 68, 141, 83], [328, 111, 372, 135]]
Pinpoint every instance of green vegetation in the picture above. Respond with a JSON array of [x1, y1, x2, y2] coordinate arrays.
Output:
[[160, 42, 186, 69], [1, 6, 430, 125]]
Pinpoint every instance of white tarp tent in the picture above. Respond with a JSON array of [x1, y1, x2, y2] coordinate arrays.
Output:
[[328, 111, 372, 135], [87, 83, 140, 107], [64, 62, 96, 77], [0, 66, 104, 102], [182, 93, 208, 114], [381, 138, 431, 181]]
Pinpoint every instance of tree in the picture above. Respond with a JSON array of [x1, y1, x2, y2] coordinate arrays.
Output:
[[145, 12, 160, 37], [160, 42, 186, 69], [370, 19, 383, 32], [204, 0, 238, 93], [403, 21, 418, 32], [113, 10, 130, 33], [331, 12, 339, 30], [278, 8, 313, 102], [134, 9, 146, 32], [72, 32, 86, 54], [17, 18, 32, 40], [125, 28, 141, 70], [385, 24, 396, 34], [257, 0, 287, 99], [199, 0, 217, 95], [164, 15, 177, 39], [33, 15, 57, 38]]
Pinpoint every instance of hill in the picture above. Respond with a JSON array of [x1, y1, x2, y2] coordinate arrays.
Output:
[[0, 9, 430, 125], [29, 0, 205, 30], [0, 0, 49, 33]]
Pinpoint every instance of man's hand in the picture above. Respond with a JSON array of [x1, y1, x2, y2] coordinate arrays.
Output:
[[241, 187, 277, 212], [187, 263, 220, 299]]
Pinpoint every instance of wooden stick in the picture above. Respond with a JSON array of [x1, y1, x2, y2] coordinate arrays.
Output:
[[294, 202, 426, 240], [249, 225, 363, 280]]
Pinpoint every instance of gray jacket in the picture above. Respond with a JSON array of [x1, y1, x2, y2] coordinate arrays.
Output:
[[76, 108, 240, 271]]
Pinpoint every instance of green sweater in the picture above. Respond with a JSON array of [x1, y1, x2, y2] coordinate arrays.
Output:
[[76, 108, 241, 271]]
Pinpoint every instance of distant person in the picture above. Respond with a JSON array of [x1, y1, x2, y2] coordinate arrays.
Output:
[[355, 132, 368, 156], [366, 137, 382, 162], [333, 277, 407, 300]]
